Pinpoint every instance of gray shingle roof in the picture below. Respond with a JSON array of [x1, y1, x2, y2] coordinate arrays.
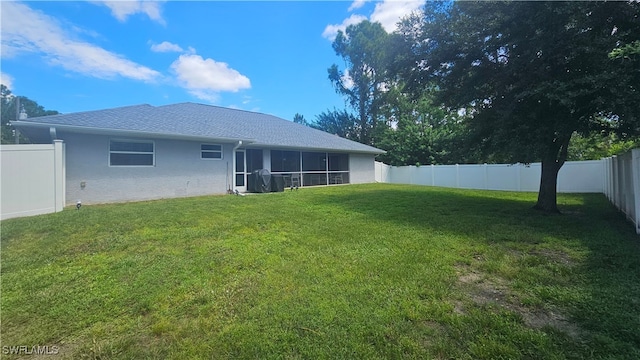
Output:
[[13, 102, 384, 154]]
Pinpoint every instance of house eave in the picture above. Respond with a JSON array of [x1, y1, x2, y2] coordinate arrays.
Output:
[[12, 121, 386, 154], [11, 121, 255, 144]]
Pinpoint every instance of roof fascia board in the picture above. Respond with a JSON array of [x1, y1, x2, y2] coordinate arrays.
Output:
[[246, 143, 386, 155], [12, 121, 255, 144]]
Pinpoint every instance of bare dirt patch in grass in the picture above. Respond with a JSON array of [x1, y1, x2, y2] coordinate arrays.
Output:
[[529, 248, 574, 266], [455, 264, 582, 339], [519, 308, 581, 339]]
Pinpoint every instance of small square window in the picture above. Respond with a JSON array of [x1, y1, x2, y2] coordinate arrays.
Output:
[[201, 144, 223, 160]]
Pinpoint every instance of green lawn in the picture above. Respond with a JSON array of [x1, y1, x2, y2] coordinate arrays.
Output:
[[2, 183, 639, 359]]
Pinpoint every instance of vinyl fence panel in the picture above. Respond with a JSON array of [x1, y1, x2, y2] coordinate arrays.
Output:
[[557, 160, 604, 193], [602, 150, 640, 234], [1, 140, 65, 220], [375, 161, 603, 194], [376, 151, 640, 234], [457, 164, 485, 189], [374, 161, 391, 183]]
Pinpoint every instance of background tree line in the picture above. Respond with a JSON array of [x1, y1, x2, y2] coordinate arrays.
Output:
[[300, 1, 639, 212], [1, 85, 59, 144], [302, 2, 639, 169]]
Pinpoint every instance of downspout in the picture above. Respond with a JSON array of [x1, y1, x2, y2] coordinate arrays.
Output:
[[49, 127, 58, 142], [14, 97, 20, 144], [15, 97, 29, 144]]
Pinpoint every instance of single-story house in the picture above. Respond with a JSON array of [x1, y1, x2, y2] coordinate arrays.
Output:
[[12, 102, 384, 205]]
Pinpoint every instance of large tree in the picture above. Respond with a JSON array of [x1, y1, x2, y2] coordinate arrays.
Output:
[[328, 20, 393, 145], [1, 85, 59, 144], [311, 108, 358, 140], [567, 131, 638, 161], [293, 113, 309, 126], [401, 1, 640, 212], [376, 85, 471, 166]]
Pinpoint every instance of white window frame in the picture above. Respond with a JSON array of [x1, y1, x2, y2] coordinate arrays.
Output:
[[109, 139, 155, 167], [201, 144, 223, 160]]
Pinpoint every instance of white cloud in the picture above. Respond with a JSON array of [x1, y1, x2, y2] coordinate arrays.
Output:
[[370, 0, 424, 32], [324, 0, 424, 40], [151, 41, 183, 53], [1, 72, 14, 90], [348, 0, 368, 12], [322, 14, 368, 41], [1, 2, 161, 82], [188, 90, 221, 104], [91, 1, 166, 25], [170, 53, 251, 102]]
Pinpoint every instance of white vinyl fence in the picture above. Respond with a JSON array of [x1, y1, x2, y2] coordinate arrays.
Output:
[[376, 153, 640, 234], [603, 149, 640, 234], [1, 140, 66, 220], [375, 160, 603, 193]]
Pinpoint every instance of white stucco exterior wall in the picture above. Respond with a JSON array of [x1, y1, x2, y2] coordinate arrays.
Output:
[[349, 153, 376, 184], [63, 133, 234, 205]]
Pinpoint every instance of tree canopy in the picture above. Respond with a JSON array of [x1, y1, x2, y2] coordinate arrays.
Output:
[[325, 19, 467, 164], [1, 85, 59, 144], [375, 85, 471, 166], [328, 20, 393, 145], [397, 1, 640, 212], [293, 113, 309, 126], [311, 108, 358, 140]]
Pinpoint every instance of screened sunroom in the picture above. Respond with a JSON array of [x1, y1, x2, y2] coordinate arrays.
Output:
[[269, 150, 350, 187]]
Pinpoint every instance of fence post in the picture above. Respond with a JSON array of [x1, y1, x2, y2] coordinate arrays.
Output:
[[431, 164, 435, 186], [607, 158, 612, 200], [53, 140, 65, 212], [602, 158, 607, 200], [456, 164, 460, 188], [611, 155, 620, 209], [632, 150, 640, 234]]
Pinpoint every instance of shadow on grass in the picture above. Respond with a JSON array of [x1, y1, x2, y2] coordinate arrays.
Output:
[[313, 184, 640, 357], [313, 184, 577, 241], [567, 194, 640, 358]]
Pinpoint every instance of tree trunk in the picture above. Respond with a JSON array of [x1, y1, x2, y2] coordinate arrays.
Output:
[[534, 159, 561, 213], [533, 134, 571, 213]]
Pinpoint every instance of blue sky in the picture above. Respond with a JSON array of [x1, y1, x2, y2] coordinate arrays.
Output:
[[1, 1, 424, 122]]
